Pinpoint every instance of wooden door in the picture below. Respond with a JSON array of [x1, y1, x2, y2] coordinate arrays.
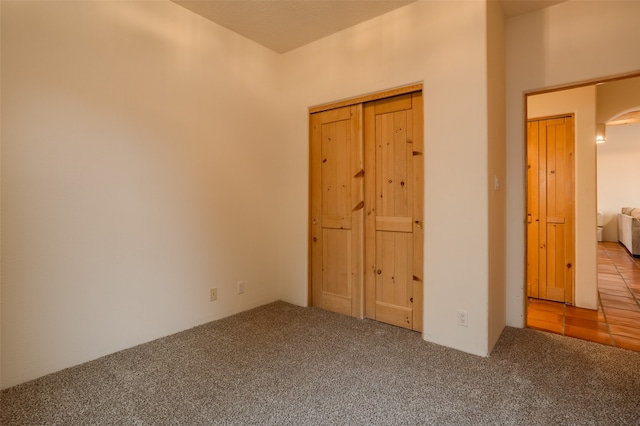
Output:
[[364, 92, 424, 331], [527, 116, 574, 303], [310, 105, 364, 317], [309, 90, 423, 332]]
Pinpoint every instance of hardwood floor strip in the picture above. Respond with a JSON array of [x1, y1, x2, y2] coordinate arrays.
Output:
[[527, 242, 640, 352]]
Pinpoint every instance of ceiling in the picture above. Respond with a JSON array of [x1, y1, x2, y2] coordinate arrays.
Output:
[[172, 0, 568, 54]]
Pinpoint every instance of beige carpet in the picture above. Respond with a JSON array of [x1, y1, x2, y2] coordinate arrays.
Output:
[[2, 301, 639, 425]]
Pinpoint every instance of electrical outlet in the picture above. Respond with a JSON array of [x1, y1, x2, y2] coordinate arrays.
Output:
[[210, 288, 217, 301], [237, 281, 245, 295], [457, 309, 468, 327]]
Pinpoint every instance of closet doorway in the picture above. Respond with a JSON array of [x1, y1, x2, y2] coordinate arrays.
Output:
[[309, 86, 424, 332]]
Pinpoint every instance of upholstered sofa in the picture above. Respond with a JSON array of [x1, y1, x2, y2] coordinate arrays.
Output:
[[618, 207, 640, 257]]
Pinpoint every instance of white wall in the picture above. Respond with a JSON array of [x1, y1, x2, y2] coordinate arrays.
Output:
[[506, 1, 640, 325], [597, 123, 640, 241], [1, 1, 285, 389], [527, 86, 598, 309], [279, 1, 496, 356], [487, 0, 507, 352]]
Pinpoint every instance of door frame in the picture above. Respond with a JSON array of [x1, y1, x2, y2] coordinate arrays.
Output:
[[308, 83, 423, 115], [521, 71, 640, 319], [308, 83, 424, 326]]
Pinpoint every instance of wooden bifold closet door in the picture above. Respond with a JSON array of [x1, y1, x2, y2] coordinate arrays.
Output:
[[309, 90, 423, 332]]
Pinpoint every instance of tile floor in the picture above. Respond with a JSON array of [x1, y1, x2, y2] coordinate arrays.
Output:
[[527, 241, 640, 352]]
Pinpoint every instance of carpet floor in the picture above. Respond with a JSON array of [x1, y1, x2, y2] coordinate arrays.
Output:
[[2, 301, 639, 425]]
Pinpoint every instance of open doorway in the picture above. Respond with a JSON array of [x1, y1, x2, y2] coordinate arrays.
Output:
[[524, 74, 640, 351]]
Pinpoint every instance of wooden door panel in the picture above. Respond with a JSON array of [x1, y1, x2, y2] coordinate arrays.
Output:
[[322, 228, 353, 315], [310, 90, 422, 331], [375, 216, 413, 232], [322, 229, 350, 297], [310, 104, 363, 317], [527, 116, 574, 304], [375, 231, 413, 307], [377, 110, 412, 218], [373, 93, 412, 114], [365, 92, 423, 331], [546, 223, 569, 302], [321, 120, 351, 217], [375, 303, 413, 329], [322, 215, 352, 229]]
